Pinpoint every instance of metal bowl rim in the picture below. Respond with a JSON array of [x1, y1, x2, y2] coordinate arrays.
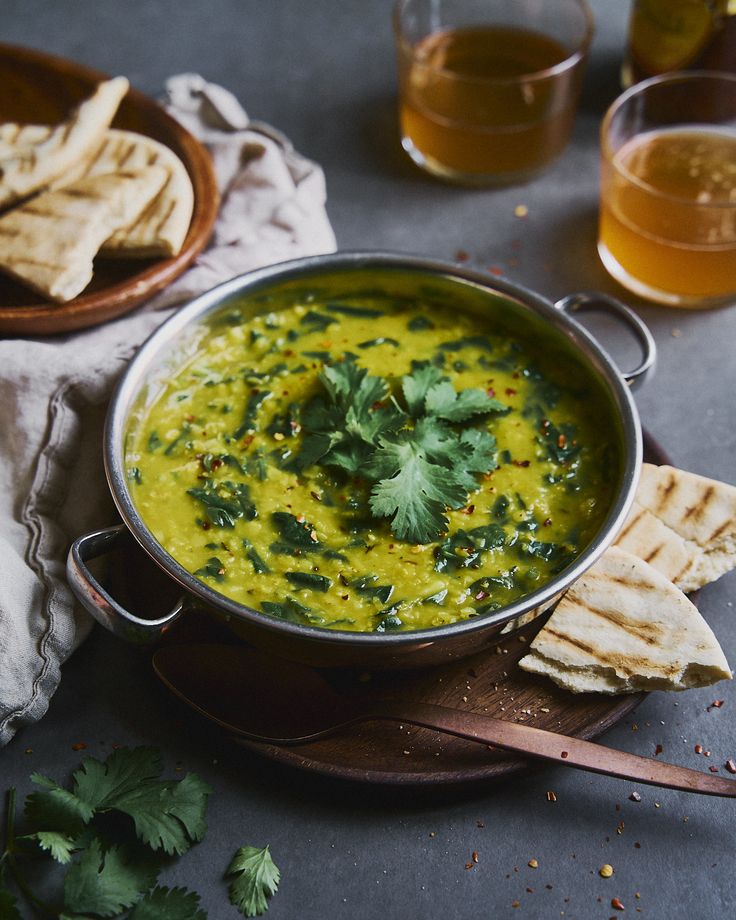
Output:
[[104, 250, 642, 648]]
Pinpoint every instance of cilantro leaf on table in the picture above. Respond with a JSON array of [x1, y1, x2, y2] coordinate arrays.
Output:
[[226, 845, 281, 917], [115, 771, 213, 855], [71, 747, 163, 812], [28, 829, 77, 864], [63, 838, 158, 916], [70, 747, 213, 855], [127, 885, 207, 920], [25, 774, 93, 833]]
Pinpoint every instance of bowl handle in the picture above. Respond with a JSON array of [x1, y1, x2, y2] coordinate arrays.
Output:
[[554, 292, 656, 388], [67, 524, 189, 643]]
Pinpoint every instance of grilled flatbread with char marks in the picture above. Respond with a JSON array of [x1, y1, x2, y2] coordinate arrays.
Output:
[[616, 463, 736, 592], [0, 165, 167, 302], [0, 124, 193, 257], [76, 129, 193, 257], [519, 546, 731, 694], [0, 77, 129, 209]]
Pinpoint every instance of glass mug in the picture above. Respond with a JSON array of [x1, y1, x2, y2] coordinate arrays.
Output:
[[598, 71, 736, 308], [393, 0, 594, 185]]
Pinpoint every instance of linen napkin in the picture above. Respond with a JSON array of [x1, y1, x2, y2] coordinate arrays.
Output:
[[0, 74, 337, 745]]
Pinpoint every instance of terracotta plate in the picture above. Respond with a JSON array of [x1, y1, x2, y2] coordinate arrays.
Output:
[[0, 43, 219, 336]]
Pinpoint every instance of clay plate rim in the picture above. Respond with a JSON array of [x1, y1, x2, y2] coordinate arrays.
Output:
[[0, 42, 219, 336]]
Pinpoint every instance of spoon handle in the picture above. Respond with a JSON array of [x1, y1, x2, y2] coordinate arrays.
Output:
[[377, 700, 736, 797]]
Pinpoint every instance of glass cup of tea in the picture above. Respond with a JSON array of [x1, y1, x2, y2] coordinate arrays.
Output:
[[598, 71, 736, 308], [392, 0, 594, 185]]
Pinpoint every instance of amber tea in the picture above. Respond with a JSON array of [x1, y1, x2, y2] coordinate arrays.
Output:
[[599, 73, 736, 307], [393, 0, 593, 184]]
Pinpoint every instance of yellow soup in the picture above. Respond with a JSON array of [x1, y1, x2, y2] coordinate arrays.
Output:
[[126, 285, 621, 633]]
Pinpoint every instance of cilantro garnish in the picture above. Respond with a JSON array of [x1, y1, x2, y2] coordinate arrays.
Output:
[[295, 357, 509, 543], [1, 748, 281, 919], [226, 845, 281, 917]]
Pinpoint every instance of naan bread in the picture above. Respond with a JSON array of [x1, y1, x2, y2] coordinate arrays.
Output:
[[80, 129, 193, 257], [0, 77, 129, 209], [0, 123, 52, 159], [519, 546, 731, 694], [0, 124, 193, 256], [616, 464, 736, 592], [0, 165, 167, 302]]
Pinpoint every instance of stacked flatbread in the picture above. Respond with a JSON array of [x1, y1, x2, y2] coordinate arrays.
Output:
[[520, 464, 735, 694], [0, 76, 194, 303]]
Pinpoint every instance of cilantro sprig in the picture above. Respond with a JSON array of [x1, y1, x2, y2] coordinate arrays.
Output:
[[1, 748, 280, 919], [296, 358, 509, 543]]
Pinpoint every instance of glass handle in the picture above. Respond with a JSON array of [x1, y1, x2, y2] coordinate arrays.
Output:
[[554, 291, 657, 388], [66, 524, 189, 643]]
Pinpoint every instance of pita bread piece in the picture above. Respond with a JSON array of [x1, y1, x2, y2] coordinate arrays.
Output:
[[0, 165, 167, 302], [0, 124, 193, 257], [519, 546, 731, 694], [79, 129, 194, 257], [0, 123, 52, 159], [617, 464, 736, 592], [0, 76, 128, 209]]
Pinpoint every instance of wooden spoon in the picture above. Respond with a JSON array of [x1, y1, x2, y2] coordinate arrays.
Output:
[[153, 643, 736, 797]]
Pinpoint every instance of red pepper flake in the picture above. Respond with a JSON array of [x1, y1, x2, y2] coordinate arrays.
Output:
[[629, 791, 642, 802], [488, 265, 504, 276], [725, 759, 736, 774], [487, 386, 496, 397], [709, 766, 720, 773], [511, 901, 520, 909], [71, 742, 87, 751], [475, 590, 489, 601], [557, 433, 567, 448], [465, 862, 473, 870], [546, 791, 557, 802], [616, 821, 625, 835], [543, 518, 552, 527], [694, 744, 703, 754], [707, 699, 724, 711], [461, 504, 476, 515], [560, 751, 568, 759], [472, 851, 479, 864], [241, 435, 255, 448], [611, 897, 625, 911], [654, 744, 663, 756], [455, 249, 469, 262], [512, 459, 530, 467], [505, 387, 517, 396], [634, 842, 641, 849]]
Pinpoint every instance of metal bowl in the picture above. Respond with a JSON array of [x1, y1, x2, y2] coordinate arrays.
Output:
[[67, 252, 655, 668]]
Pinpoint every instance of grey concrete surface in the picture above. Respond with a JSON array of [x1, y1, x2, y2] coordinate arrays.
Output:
[[2, 1, 735, 918]]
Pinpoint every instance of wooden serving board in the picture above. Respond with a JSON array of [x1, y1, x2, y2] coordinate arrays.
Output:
[[231, 617, 645, 785], [136, 433, 670, 786], [0, 43, 219, 336]]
